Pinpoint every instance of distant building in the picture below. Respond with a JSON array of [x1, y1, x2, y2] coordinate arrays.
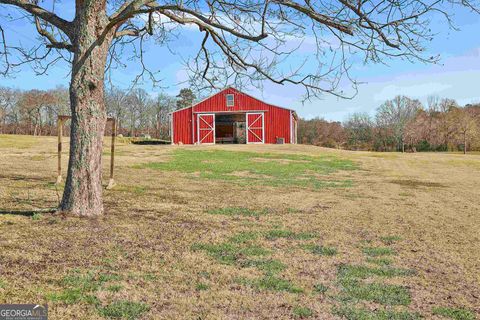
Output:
[[170, 87, 297, 145]]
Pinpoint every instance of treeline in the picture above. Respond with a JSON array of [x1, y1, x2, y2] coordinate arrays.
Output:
[[299, 96, 480, 153], [0, 87, 70, 136], [0, 86, 195, 139], [2, 86, 479, 152]]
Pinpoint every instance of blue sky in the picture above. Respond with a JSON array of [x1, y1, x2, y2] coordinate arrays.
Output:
[[1, 3, 479, 122]]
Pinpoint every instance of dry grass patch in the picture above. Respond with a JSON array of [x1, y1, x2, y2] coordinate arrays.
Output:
[[1, 136, 479, 319], [362, 247, 395, 257], [207, 207, 268, 217]]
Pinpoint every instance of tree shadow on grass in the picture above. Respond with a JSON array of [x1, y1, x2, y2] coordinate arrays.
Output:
[[0, 208, 56, 216]]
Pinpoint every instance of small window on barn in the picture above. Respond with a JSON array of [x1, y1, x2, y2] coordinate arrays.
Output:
[[226, 94, 234, 107]]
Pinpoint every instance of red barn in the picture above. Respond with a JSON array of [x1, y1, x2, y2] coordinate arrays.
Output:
[[170, 88, 298, 145]]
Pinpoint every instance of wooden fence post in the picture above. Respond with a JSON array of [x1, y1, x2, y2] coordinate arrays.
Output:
[[106, 118, 116, 189], [56, 115, 116, 189], [56, 117, 63, 185]]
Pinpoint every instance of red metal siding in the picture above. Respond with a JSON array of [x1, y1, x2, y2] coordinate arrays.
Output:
[[172, 107, 193, 144], [172, 88, 294, 144], [263, 106, 291, 144], [194, 88, 270, 113]]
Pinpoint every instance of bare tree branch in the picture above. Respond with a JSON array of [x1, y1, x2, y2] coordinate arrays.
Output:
[[35, 17, 73, 51], [0, 0, 73, 38], [273, 0, 354, 35]]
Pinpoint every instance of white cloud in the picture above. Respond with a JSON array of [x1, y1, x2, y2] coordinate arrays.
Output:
[[373, 82, 452, 101]]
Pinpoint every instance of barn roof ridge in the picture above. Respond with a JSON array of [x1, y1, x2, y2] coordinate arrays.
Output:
[[170, 87, 297, 117]]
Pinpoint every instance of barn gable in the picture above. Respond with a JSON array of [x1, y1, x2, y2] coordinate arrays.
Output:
[[171, 88, 297, 145], [192, 87, 295, 114]]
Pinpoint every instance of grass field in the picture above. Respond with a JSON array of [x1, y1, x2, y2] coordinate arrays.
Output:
[[0, 134, 479, 319]]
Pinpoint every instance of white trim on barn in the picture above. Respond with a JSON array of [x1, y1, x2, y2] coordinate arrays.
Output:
[[246, 112, 265, 144], [197, 113, 216, 145], [290, 111, 293, 144], [194, 110, 268, 114], [170, 113, 174, 145]]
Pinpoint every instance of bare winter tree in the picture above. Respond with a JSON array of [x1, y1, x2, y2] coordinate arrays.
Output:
[[344, 112, 375, 150], [1, 0, 479, 216], [0, 87, 19, 134], [449, 106, 478, 154], [106, 86, 129, 133], [376, 96, 422, 152], [155, 92, 176, 139]]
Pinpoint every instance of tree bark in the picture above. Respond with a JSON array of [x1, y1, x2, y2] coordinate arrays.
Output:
[[59, 0, 112, 216]]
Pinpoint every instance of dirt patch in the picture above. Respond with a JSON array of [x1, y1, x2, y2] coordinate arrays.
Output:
[[389, 179, 447, 188]]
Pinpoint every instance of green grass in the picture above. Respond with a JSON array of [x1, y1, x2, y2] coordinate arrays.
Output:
[[362, 247, 395, 257], [195, 283, 209, 291], [338, 264, 414, 279], [241, 245, 270, 256], [239, 275, 303, 293], [301, 244, 338, 256], [313, 283, 328, 294], [333, 305, 422, 320], [339, 279, 411, 306], [191, 242, 269, 265], [380, 235, 402, 245], [47, 288, 99, 305], [208, 207, 268, 217], [240, 259, 287, 274], [139, 149, 356, 189], [228, 231, 259, 244], [31, 213, 42, 220], [292, 306, 314, 318], [265, 229, 316, 240], [0, 279, 5, 289], [46, 270, 122, 305], [432, 306, 476, 320], [97, 301, 150, 319]]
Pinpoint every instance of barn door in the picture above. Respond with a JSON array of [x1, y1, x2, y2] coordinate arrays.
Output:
[[246, 113, 264, 144], [197, 114, 215, 144]]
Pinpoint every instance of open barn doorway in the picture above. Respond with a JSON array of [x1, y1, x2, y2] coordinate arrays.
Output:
[[215, 114, 246, 144]]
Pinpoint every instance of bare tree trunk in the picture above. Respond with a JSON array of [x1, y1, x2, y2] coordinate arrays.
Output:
[[59, 0, 112, 216], [464, 133, 467, 155]]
